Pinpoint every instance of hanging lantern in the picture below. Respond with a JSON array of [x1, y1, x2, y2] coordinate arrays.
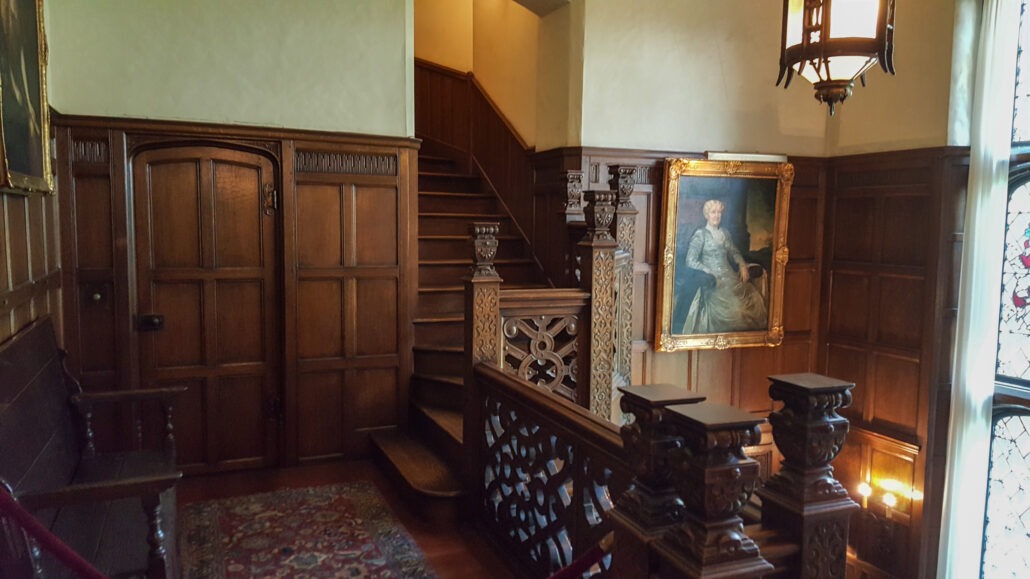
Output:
[[777, 0, 896, 115]]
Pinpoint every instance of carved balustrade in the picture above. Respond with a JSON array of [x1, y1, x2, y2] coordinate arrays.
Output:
[[466, 188, 619, 421], [471, 363, 631, 578], [756, 373, 859, 578]]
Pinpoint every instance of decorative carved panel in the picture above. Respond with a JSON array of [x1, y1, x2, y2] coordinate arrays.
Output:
[[502, 314, 578, 402], [294, 151, 398, 176]]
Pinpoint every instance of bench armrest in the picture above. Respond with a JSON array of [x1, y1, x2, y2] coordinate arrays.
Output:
[[70, 386, 187, 458], [70, 386, 187, 407], [15, 472, 182, 512]]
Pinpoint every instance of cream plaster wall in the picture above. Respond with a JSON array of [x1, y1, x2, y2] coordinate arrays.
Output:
[[415, 0, 474, 71], [535, 1, 585, 151], [47, 0, 414, 137], [578, 0, 826, 157], [825, 0, 960, 155], [473, 0, 540, 146]]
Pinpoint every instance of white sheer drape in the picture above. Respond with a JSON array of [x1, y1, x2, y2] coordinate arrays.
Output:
[[938, 1, 1021, 577]]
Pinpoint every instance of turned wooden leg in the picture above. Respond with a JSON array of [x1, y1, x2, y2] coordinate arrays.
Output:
[[141, 494, 169, 579]]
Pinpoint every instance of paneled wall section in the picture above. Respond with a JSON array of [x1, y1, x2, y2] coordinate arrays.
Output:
[[0, 191, 60, 345], [54, 115, 417, 472]]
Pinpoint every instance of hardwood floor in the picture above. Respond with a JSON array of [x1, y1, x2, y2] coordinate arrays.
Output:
[[177, 460, 517, 578]]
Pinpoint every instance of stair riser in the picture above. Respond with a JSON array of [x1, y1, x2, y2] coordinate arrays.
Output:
[[419, 263, 537, 286], [414, 320, 463, 347], [419, 174, 481, 193], [419, 216, 512, 235], [417, 291, 463, 317], [371, 449, 459, 525], [418, 158, 458, 173], [414, 349, 464, 377], [411, 406, 463, 471], [419, 237, 526, 261], [411, 376, 464, 411], [419, 195, 497, 214]]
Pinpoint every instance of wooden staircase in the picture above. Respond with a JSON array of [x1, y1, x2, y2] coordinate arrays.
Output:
[[370, 153, 548, 522]]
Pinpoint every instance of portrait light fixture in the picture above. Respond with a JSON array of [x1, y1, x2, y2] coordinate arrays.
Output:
[[777, 0, 896, 115]]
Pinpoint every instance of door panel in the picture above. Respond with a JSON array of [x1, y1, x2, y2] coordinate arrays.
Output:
[[134, 146, 279, 474]]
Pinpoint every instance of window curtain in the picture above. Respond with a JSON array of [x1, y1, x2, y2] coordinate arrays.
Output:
[[937, 0, 1021, 576]]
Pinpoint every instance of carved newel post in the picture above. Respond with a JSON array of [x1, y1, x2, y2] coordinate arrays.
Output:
[[654, 403, 773, 578], [609, 385, 705, 577], [463, 223, 503, 493], [578, 191, 618, 418], [756, 373, 859, 579], [609, 166, 638, 406]]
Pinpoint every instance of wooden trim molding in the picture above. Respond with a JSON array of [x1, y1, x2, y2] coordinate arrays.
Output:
[[0, 268, 61, 318]]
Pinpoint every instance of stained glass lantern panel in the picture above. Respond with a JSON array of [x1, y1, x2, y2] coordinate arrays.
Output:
[[998, 182, 1030, 383]]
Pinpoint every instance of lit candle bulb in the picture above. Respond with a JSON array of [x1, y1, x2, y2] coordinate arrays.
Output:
[[857, 482, 873, 509], [883, 492, 897, 520]]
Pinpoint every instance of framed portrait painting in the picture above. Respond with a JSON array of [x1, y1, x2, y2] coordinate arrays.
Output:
[[0, 0, 52, 195], [654, 158, 793, 351]]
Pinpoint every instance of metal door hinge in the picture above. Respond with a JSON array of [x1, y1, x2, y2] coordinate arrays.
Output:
[[263, 183, 278, 215]]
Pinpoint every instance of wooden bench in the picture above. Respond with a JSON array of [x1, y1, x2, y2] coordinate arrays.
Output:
[[0, 317, 183, 578]]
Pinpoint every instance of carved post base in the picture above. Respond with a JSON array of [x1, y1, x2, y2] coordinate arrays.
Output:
[[758, 487, 858, 579], [609, 508, 664, 578], [654, 513, 772, 579]]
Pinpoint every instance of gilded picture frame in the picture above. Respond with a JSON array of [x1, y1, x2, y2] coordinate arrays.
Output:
[[0, 0, 52, 195], [655, 158, 793, 351]]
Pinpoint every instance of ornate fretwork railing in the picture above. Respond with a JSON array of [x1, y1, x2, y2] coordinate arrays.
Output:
[[466, 364, 860, 578], [471, 364, 631, 578], [467, 188, 619, 419]]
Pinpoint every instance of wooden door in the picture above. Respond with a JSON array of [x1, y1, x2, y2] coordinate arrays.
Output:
[[133, 146, 280, 473]]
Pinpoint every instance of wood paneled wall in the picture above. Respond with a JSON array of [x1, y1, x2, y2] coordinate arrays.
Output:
[[0, 191, 60, 345], [54, 114, 417, 471], [821, 148, 968, 579]]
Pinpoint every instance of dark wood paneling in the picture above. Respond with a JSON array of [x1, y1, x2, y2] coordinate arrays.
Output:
[[54, 115, 418, 473], [0, 188, 61, 345], [823, 148, 969, 579]]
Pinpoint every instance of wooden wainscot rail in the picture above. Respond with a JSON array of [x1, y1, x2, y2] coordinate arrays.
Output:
[[756, 373, 859, 578]]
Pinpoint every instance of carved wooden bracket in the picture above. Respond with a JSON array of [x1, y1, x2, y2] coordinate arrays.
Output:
[[564, 170, 585, 222], [654, 402, 773, 578], [757, 373, 860, 579]]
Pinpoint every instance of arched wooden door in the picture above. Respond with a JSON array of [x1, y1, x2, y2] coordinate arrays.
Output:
[[132, 146, 280, 473]]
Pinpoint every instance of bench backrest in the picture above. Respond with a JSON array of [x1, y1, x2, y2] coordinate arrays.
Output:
[[0, 317, 82, 516]]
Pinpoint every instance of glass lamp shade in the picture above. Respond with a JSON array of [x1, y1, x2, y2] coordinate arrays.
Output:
[[779, 0, 895, 114]]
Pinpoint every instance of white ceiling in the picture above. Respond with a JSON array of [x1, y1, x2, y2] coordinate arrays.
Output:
[[513, 0, 570, 17]]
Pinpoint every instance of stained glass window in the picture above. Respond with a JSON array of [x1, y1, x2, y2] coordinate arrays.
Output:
[[981, 411, 1030, 578], [1014, 1, 1030, 142], [997, 182, 1030, 385]]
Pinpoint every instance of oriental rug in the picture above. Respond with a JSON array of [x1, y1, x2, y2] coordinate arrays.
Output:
[[179, 481, 437, 578]]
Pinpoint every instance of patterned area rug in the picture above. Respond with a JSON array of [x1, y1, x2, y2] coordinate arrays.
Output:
[[180, 481, 437, 578]]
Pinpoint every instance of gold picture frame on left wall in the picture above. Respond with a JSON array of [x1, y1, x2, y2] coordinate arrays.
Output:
[[0, 0, 52, 195]]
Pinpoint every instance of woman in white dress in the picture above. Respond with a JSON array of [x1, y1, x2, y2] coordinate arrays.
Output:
[[681, 200, 768, 334]]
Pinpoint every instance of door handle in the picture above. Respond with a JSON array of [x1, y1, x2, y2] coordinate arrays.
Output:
[[137, 314, 165, 332]]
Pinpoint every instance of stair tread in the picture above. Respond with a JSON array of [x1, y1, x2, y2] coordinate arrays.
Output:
[[420, 171, 479, 179], [419, 234, 521, 240], [419, 155, 454, 162], [414, 345, 463, 353], [413, 314, 463, 323], [419, 212, 508, 218], [412, 372, 465, 386], [419, 258, 533, 265], [415, 403, 464, 444], [369, 430, 463, 498], [419, 191, 492, 198], [418, 283, 548, 293]]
